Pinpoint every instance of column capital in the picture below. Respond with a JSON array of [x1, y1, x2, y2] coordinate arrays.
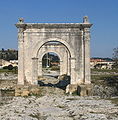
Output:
[[18, 30, 24, 42], [18, 28, 25, 33], [84, 27, 90, 33], [15, 18, 26, 32], [83, 28, 90, 41]]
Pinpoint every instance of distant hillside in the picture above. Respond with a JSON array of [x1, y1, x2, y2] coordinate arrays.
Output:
[[0, 49, 18, 61]]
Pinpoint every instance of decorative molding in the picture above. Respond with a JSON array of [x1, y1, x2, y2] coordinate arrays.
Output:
[[15, 23, 92, 29]]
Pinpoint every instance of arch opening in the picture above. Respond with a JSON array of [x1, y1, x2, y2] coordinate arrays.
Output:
[[37, 41, 71, 77], [37, 41, 71, 89], [42, 52, 60, 77]]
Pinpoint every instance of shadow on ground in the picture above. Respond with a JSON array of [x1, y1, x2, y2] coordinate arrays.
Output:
[[38, 75, 70, 90]]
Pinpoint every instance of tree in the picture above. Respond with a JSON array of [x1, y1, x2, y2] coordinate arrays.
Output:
[[7, 65, 14, 70], [112, 47, 118, 69]]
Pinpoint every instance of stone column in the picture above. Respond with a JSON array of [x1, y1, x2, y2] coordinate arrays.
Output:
[[67, 50, 70, 75], [83, 28, 91, 84], [79, 30, 84, 84], [38, 60, 42, 76], [18, 28, 24, 84], [32, 58, 38, 84], [70, 58, 76, 84], [63, 50, 68, 74], [60, 60, 63, 75]]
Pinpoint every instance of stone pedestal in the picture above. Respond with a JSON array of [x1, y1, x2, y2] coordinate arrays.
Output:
[[77, 84, 93, 96]]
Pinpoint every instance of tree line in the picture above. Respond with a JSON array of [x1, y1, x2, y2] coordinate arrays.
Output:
[[0, 48, 18, 61]]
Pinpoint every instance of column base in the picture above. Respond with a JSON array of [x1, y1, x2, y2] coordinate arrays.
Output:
[[78, 84, 93, 96], [66, 83, 93, 96]]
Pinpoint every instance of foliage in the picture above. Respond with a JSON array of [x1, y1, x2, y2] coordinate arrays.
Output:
[[42, 53, 60, 68], [7, 65, 14, 70], [0, 49, 18, 61], [3, 65, 14, 70], [91, 68, 118, 73], [51, 66, 60, 71], [91, 68, 118, 87], [0, 66, 18, 73], [112, 47, 118, 69]]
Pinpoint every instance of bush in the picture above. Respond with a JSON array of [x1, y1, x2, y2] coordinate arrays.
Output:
[[3, 66, 8, 69], [3, 65, 13, 70], [51, 66, 60, 71], [7, 65, 14, 70]]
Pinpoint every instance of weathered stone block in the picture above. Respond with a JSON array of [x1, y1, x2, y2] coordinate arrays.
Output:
[[66, 84, 78, 94], [77, 84, 93, 96], [21, 90, 30, 97]]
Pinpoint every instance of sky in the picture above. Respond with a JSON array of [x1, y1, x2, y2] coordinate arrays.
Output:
[[0, 0, 118, 58]]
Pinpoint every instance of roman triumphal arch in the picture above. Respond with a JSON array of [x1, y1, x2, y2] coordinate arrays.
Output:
[[16, 16, 92, 86]]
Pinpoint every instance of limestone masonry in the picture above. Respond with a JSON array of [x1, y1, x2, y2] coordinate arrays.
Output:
[[15, 16, 92, 86]]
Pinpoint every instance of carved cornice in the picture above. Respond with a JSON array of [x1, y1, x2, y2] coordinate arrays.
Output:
[[15, 23, 92, 29], [15, 23, 27, 29]]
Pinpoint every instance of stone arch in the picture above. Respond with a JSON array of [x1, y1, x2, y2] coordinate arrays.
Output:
[[32, 38, 75, 59], [39, 50, 63, 62], [31, 38, 76, 84], [37, 43, 71, 76], [16, 20, 92, 86]]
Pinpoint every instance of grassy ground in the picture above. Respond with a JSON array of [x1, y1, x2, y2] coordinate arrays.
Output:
[[91, 68, 118, 73], [91, 69, 118, 85], [109, 98, 118, 106], [0, 69, 18, 74]]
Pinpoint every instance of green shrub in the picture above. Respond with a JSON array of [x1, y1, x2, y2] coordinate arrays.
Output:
[[51, 66, 60, 71]]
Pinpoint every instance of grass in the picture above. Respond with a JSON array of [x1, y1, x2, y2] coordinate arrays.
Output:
[[91, 68, 118, 73], [56, 105, 66, 108], [91, 74, 118, 81], [110, 98, 118, 105], [0, 69, 18, 74], [91, 69, 118, 83], [91, 75, 118, 87], [106, 98, 118, 106]]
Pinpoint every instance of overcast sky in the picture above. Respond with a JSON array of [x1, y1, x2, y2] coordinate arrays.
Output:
[[0, 0, 118, 58]]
